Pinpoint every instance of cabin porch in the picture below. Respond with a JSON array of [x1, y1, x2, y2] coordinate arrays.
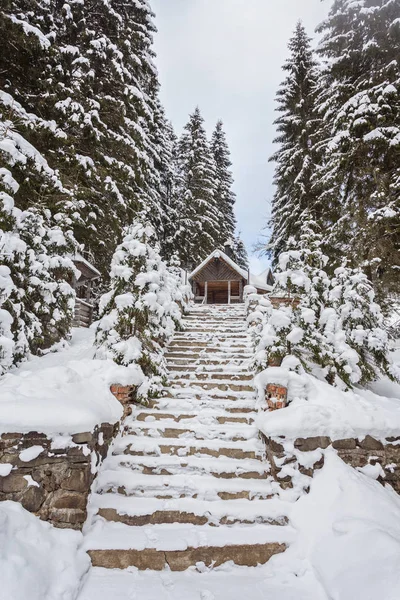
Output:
[[193, 280, 243, 304]]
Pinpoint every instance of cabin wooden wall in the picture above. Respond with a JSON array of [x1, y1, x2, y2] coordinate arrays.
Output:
[[192, 258, 243, 283]]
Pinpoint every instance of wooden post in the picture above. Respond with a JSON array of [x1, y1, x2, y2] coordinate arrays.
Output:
[[239, 279, 243, 302], [204, 281, 208, 304], [228, 281, 231, 305]]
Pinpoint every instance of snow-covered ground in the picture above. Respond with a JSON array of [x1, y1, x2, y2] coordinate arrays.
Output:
[[0, 501, 89, 600], [1, 329, 400, 599], [256, 347, 400, 442], [0, 329, 143, 437], [78, 453, 400, 600]]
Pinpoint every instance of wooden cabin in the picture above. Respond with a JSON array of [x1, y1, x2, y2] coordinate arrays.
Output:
[[72, 254, 101, 327], [189, 250, 273, 304]]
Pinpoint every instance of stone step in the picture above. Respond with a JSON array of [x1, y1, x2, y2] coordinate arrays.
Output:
[[166, 357, 251, 365], [125, 420, 258, 442], [102, 454, 268, 480], [95, 471, 276, 500], [167, 365, 251, 374], [169, 380, 254, 392], [173, 335, 249, 342], [147, 397, 257, 413], [165, 351, 253, 360], [161, 388, 255, 401], [133, 409, 254, 424], [91, 494, 289, 527], [113, 435, 265, 460], [85, 521, 292, 570], [169, 372, 253, 381], [182, 327, 247, 333]]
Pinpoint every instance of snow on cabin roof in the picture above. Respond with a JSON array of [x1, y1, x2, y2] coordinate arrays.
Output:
[[250, 273, 272, 292], [73, 253, 101, 278], [189, 249, 248, 281], [188, 249, 273, 292]]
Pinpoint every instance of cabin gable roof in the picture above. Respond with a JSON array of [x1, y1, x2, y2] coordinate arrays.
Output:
[[189, 250, 248, 282]]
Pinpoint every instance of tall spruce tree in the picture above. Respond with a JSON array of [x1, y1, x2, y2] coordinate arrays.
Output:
[[211, 120, 237, 245], [233, 235, 249, 269], [315, 0, 400, 300], [173, 107, 220, 269], [268, 22, 320, 265], [0, 0, 168, 277]]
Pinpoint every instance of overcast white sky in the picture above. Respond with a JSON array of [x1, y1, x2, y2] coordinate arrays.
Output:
[[151, 0, 330, 273]]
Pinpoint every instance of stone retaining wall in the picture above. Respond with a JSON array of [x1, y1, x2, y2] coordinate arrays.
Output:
[[0, 382, 137, 528], [264, 434, 400, 494], [0, 422, 118, 529]]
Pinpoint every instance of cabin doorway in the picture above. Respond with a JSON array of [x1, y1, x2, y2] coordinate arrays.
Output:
[[196, 281, 241, 304]]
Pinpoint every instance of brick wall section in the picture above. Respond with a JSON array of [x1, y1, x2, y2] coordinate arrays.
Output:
[[263, 434, 400, 494], [110, 384, 136, 420], [0, 423, 119, 529]]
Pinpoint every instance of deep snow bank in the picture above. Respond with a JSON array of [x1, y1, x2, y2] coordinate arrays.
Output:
[[256, 369, 400, 441], [0, 329, 143, 436], [291, 451, 400, 600], [0, 501, 89, 600]]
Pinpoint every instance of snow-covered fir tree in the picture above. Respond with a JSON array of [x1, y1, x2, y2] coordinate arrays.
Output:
[[315, 0, 400, 301], [95, 221, 190, 394], [0, 112, 76, 372], [172, 107, 220, 269], [252, 219, 397, 387], [233, 235, 249, 269], [1, 0, 171, 277], [268, 21, 320, 265], [211, 120, 237, 245]]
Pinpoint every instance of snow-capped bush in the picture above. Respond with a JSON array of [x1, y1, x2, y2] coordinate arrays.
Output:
[[250, 223, 397, 388], [95, 221, 191, 393], [0, 176, 76, 374]]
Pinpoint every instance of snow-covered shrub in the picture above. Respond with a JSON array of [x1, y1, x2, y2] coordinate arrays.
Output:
[[0, 174, 76, 374], [329, 265, 395, 384], [95, 221, 191, 393], [253, 223, 398, 388]]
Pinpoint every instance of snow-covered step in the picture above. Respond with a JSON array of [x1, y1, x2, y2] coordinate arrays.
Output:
[[167, 365, 251, 373], [124, 420, 258, 442], [161, 388, 256, 401], [90, 494, 290, 527], [169, 371, 253, 380], [169, 380, 254, 392], [85, 521, 293, 570], [133, 408, 255, 424], [95, 471, 275, 501], [166, 356, 251, 365], [82, 303, 280, 573], [151, 396, 257, 413], [165, 351, 253, 361], [112, 435, 265, 460], [102, 454, 268, 480]]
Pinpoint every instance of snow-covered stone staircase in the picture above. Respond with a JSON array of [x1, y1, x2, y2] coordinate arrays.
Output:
[[83, 305, 293, 570]]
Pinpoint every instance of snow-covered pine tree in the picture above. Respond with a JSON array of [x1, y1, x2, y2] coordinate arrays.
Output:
[[49, 0, 164, 276], [172, 108, 220, 270], [1, 1, 170, 278], [268, 21, 321, 265], [211, 120, 237, 246], [0, 112, 76, 371], [255, 218, 398, 387], [329, 263, 395, 385], [95, 221, 189, 390], [152, 103, 180, 261], [315, 0, 400, 301], [233, 234, 249, 269]]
